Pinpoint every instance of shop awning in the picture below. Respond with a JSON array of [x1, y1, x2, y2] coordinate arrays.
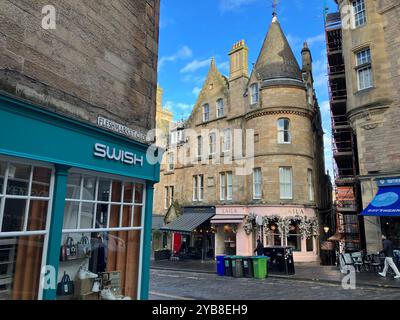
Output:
[[211, 214, 245, 224], [160, 212, 215, 234], [152, 215, 165, 230], [328, 232, 345, 241], [361, 178, 400, 217]]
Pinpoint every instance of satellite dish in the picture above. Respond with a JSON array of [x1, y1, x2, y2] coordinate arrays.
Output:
[[256, 215, 263, 226]]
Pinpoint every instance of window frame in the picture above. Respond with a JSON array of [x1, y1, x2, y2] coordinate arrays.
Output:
[[63, 171, 146, 233], [168, 152, 174, 171], [279, 167, 293, 200], [209, 133, 216, 156], [0, 158, 54, 236], [223, 129, 232, 153], [253, 168, 262, 200], [216, 99, 224, 118], [307, 169, 315, 202], [250, 83, 259, 105], [355, 48, 373, 91], [203, 103, 210, 122], [352, 0, 367, 28], [220, 173, 226, 201], [227, 172, 233, 201], [197, 136, 203, 159], [277, 118, 291, 144]]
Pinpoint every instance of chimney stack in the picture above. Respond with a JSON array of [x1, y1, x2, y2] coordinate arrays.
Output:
[[229, 40, 249, 81]]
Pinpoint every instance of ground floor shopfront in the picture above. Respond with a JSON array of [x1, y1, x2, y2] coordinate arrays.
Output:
[[213, 205, 320, 263], [361, 176, 400, 252], [0, 93, 160, 300]]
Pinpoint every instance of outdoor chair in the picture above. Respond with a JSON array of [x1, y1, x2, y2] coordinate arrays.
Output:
[[343, 253, 355, 266], [351, 252, 363, 272], [363, 254, 372, 272], [370, 254, 382, 272]]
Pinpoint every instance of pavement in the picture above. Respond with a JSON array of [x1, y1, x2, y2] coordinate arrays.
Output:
[[151, 259, 400, 289], [149, 269, 400, 300]]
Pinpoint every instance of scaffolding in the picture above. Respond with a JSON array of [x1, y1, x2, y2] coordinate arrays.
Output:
[[325, 12, 362, 252]]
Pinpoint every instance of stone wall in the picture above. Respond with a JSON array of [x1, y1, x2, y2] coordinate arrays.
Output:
[[0, 0, 160, 138]]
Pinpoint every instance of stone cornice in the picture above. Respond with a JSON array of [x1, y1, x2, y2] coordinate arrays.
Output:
[[245, 107, 314, 121], [347, 102, 391, 122]]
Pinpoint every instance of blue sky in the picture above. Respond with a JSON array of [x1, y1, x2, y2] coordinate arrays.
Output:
[[157, 0, 338, 176]]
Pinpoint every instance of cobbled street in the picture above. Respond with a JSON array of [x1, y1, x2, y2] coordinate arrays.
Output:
[[149, 269, 400, 300]]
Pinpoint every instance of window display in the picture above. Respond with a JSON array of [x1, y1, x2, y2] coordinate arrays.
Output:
[[0, 160, 52, 300], [58, 173, 144, 300]]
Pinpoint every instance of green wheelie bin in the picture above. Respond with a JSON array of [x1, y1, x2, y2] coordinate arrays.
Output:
[[231, 256, 244, 277], [224, 256, 233, 276], [252, 256, 269, 279]]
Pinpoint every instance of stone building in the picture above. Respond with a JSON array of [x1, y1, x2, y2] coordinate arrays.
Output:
[[332, 0, 400, 252], [154, 14, 332, 263], [0, 1, 160, 300]]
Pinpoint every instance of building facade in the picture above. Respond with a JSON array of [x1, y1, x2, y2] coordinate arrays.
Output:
[[332, 0, 400, 252], [154, 15, 331, 263], [0, 0, 160, 300]]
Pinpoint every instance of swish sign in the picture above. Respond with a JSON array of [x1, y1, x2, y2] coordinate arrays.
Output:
[[94, 143, 143, 167]]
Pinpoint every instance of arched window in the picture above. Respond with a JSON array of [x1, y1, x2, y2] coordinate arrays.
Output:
[[203, 104, 209, 122], [250, 83, 259, 104], [216, 99, 224, 118], [277, 118, 291, 144]]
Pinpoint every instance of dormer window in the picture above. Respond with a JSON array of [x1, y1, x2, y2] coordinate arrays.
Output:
[[216, 99, 224, 118], [250, 83, 259, 104], [203, 104, 210, 122]]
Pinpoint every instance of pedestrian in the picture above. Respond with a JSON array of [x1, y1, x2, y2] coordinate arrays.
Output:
[[378, 235, 400, 279], [254, 239, 264, 256]]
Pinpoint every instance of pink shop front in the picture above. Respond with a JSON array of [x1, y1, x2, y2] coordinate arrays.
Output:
[[212, 205, 320, 262]]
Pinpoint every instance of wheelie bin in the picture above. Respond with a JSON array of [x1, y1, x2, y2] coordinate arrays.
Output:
[[252, 256, 269, 279], [216, 255, 225, 276], [242, 256, 254, 278], [231, 256, 244, 278], [224, 256, 233, 276]]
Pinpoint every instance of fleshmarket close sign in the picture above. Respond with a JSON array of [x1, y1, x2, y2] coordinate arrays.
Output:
[[97, 116, 150, 143]]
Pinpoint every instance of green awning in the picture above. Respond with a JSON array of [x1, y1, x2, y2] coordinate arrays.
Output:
[[160, 212, 215, 234], [152, 215, 165, 230]]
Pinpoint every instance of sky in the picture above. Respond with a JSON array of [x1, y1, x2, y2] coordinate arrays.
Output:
[[157, 0, 338, 177]]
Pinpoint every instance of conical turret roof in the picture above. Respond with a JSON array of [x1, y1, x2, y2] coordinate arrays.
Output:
[[254, 15, 302, 82]]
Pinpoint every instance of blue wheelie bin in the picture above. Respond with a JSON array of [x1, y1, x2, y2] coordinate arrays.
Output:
[[216, 255, 225, 276]]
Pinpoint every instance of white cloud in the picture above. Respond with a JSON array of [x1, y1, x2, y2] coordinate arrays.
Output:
[[165, 101, 194, 112], [180, 59, 211, 74], [192, 87, 202, 96], [218, 61, 230, 74], [219, 0, 258, 12], [306, 34, 325, 46], [158, 46, 193, 70]]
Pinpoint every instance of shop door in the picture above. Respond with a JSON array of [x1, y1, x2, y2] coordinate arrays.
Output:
[[173, 233, 182, 255]]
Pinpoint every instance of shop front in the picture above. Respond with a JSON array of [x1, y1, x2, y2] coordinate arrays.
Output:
[[213, 205, 320, 262], [362, 177, 400, 249], [0, 93, 160, 300], [160, 206, 215, 260]]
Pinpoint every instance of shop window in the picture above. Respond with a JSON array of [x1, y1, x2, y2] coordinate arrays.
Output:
[[306, 236, 314, 252], [60, 173, 145, 300], [64, 174, 144, 231], [0, 160, 53, 300], [266, 221, 282, 246], [287, 221, 301, 252]]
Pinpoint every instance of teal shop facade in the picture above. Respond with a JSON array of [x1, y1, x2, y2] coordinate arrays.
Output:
[[0, 92, 160, 300]]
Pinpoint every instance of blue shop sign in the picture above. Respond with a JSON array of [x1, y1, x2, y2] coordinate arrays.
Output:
[[0, 93, 160, 182], [362, 177, 400, 217]]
